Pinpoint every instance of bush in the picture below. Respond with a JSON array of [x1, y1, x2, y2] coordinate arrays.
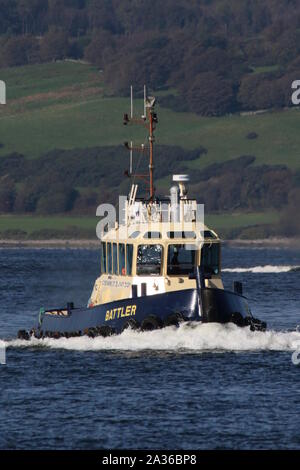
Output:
[[0, 229, 27, 240], [14, 184, 43, 213], [182, 72, 235, 116], [40, 30, 69, 62], [36, 187, 78, 214], [0, 36, 40, 67], [0, 178, 16, 212], [246, 132, 258, 140], [278, 188, 300, 236], [84, 30, 115, 67]]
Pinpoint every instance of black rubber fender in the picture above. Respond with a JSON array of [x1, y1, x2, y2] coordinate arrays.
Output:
[[230, 312, 245, 327], [87, 327, 98, 338], [141, 315, 163, 331], [250, 317, 267, 332], [17, 329, 30, 340], [163, 312, 184, 328], [121, 318, 140, 332], [96, 325, 115, 337]]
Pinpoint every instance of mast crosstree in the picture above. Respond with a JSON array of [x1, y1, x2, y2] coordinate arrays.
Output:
[[123, 86, 158, 201]]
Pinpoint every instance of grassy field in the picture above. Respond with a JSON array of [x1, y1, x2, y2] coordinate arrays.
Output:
[[0, 215, 97, 233], [0, 61, 300, 170], [205, 211, 279, 230], [0, 61, 295, 238], [0, 61, 101, 100], [0, 212, 279, 239]]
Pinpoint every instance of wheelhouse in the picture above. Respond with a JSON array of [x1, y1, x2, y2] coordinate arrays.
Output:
[[92, 175, 223, 305], [99, 235, 221, 278]]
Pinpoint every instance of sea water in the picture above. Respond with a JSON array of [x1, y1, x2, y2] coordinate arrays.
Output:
[[0, 246, 299, 449]]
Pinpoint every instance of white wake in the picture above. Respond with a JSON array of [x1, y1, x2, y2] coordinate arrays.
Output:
[[223, 265, 300, 273], [4, 322, 300, 353]]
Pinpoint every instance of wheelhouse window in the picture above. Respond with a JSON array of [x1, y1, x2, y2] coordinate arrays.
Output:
[[129, 231, 140, 239], [107, 242, 112, 274], [201, 243, 220, 275], [126, 244, 133, 276], [144, 231, 161, 239], [167, 244, 197, 275], [113, 243, 118, 274], [119, 243, 125, 276], [167, 231, 196, 239], [137, 244, 162, 275], [100, 242, 107, 273], [200, 230, 217, 240]]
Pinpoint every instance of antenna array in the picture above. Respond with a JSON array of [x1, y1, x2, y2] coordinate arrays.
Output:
[[123, 85, 158, 201]]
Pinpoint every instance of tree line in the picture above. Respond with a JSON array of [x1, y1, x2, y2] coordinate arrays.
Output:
[[0, 145, 204, 214], [1, 0, 300, 114], [0, 146, 299, 233]]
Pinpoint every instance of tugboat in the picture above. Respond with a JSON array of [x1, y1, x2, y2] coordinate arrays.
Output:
[[18, 89, 266, 340]]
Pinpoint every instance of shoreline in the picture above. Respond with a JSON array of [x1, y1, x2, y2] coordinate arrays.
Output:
[[0, 237, 299, 248], [225, 237, 300, 248], [0, 239, 100, 248]]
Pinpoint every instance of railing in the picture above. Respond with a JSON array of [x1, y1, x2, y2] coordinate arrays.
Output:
[[125, 199, 198, 225]]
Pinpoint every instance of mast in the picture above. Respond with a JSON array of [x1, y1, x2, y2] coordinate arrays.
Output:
[[148, 101, 154, 201], [123, 86, 157, 201]]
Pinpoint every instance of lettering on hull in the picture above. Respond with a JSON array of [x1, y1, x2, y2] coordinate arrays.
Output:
[[101, 279, 131, 288], [105, 305, 137, 321]]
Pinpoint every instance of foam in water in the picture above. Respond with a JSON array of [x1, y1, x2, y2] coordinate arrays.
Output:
[[223, 265, 300, 273], [4, 322, 300, 353]]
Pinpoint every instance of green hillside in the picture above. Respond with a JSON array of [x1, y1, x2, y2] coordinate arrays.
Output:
[[0, 211, 280, 241], [0, 62, 300, 170], [0, 61, 298, 239]]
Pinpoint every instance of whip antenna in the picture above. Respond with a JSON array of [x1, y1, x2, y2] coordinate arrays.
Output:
[[130, 85, 133, 118]]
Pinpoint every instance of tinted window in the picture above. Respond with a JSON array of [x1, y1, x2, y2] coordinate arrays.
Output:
[[107, 243, 112, 274], [200, 230, 217, 240], [137, 244, 162, 275], [101, 242, 106, 273], [144, 232, 161, 239], [113, 243, 118, 274], [126, 244, 133, 276], [119, 243, 125, 275], [167, 231, 196, 239], [129, 231, 140, 239], [167, 244, 197, 275], [201, 243, 220, 275]]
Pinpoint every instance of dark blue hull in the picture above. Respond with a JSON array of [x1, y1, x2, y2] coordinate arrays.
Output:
[[19, 286, 266, 339], [35, 289, 199, 337]]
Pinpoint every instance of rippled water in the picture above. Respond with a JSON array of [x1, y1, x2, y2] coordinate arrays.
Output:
[[0, 246, 300, 449]]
